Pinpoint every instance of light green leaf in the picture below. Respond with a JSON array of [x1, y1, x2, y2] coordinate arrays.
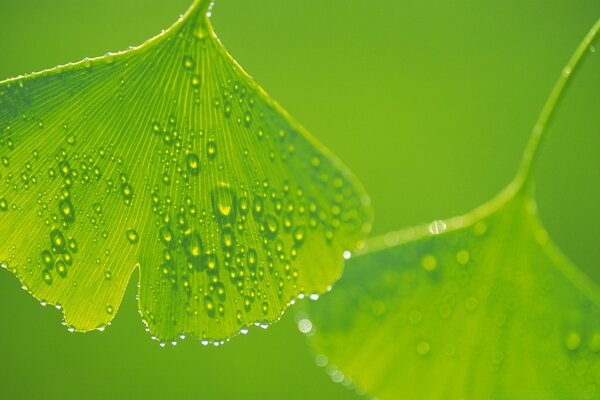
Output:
[[304, 19, 600, 400], [0, 0, 372, 343]]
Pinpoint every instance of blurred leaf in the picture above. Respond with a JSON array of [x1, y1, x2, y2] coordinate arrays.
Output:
[[305, 18, 600, 400], [0, 0, 372, 343], [305, 186, 600, 399]]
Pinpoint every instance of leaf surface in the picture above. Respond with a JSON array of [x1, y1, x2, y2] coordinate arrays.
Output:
[[305, 187, 600, 399], [0, 0, 372, 343]]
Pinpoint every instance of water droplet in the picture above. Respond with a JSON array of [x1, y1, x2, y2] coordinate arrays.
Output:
[[0, 198, 8, 211], [417, 341, 430, 356], [297, 318, 313, 334], [68, 238, 78, 253], [126, 229, 139, 244], [253, 196, 264, 216], [473, 221, 487, 236], [42, 270, 53, 285], [121, 183, 133, 201], [159, 226, 174, 246], [41, 250, 54, 268], [187, 153, 200, 175], [50, 229, 67, 252], [183, 55, 194, 70], [56, 261, 68, 278], [206, 252, 218, 273], [293, 226, 306, 244], [106, 305, 114, 315], [207, 139, 217, 160], [263, 214, 279, 238], [205, 295, 215, 318], [192, 74, 201, 87], [93, 203, 102, 214], [104, 271, 112, 280], [456, 250, 470, 265], [465, 296, 479, 311], [421, 255, 437, 272], [565, 332, 581, 351], [59, 198, 75, 223], [183, 232, 203, 267], [428, 220, 447, 235], [221, 226, 235, 250], [211, 183, 236, 224]]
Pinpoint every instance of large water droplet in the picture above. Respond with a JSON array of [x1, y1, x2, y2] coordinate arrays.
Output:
[[59, 198, 75, 223], [187, 153, 200, 175], [211, 183, 236, 224], [183, 232, 203, 268], [50, 229, 67, 253]]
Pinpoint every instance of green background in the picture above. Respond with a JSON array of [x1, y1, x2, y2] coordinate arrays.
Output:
[[0, 0, 599, 399]]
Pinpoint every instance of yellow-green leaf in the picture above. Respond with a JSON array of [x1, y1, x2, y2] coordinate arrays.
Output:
[[305, 186, 600, 399], [0, 0, 372, 343]]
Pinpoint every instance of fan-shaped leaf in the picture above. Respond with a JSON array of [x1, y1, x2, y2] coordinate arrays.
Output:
[[305, 186, 600, 399], [0, 0, 372, 343]]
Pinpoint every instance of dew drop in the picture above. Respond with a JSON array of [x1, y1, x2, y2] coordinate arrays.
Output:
[[41, 250, 54, 268], [421, 255, 437, 272], [0, 198, 8, 211], [42, 270, 53, 285], [159, 226, 174, 246], [207, 139, 217, 160], [293, 226, 306, 244], [565, 332, 581, 351], [59, 198, 75, 223], [297, 318, 313, 334], [191, 74, 201, 87], [187, 153, 200, 175], [126, 229, 139, 244], [56, 261, 68, 278], [205, 295, 216, 318], [263, 214, 279, 238], [221, 226, 235, 250], [211, 183, 236, 224], [428, 220, 447, 235], [456, 250, 470, 265], [417, 341, 431, 356], [183, 232, 203, 267], [183, 55, 194, 70], [121, 183, 133, 201], [50, 229, 67, 252]]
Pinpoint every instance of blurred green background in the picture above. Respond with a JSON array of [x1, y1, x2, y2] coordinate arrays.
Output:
[[0, 0, 599, 399]]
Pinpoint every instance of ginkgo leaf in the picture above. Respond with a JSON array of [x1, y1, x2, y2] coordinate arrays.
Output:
[[0, 0, 372, 343], [303, 19, 600, 400], [304, 186, 600, 399]]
